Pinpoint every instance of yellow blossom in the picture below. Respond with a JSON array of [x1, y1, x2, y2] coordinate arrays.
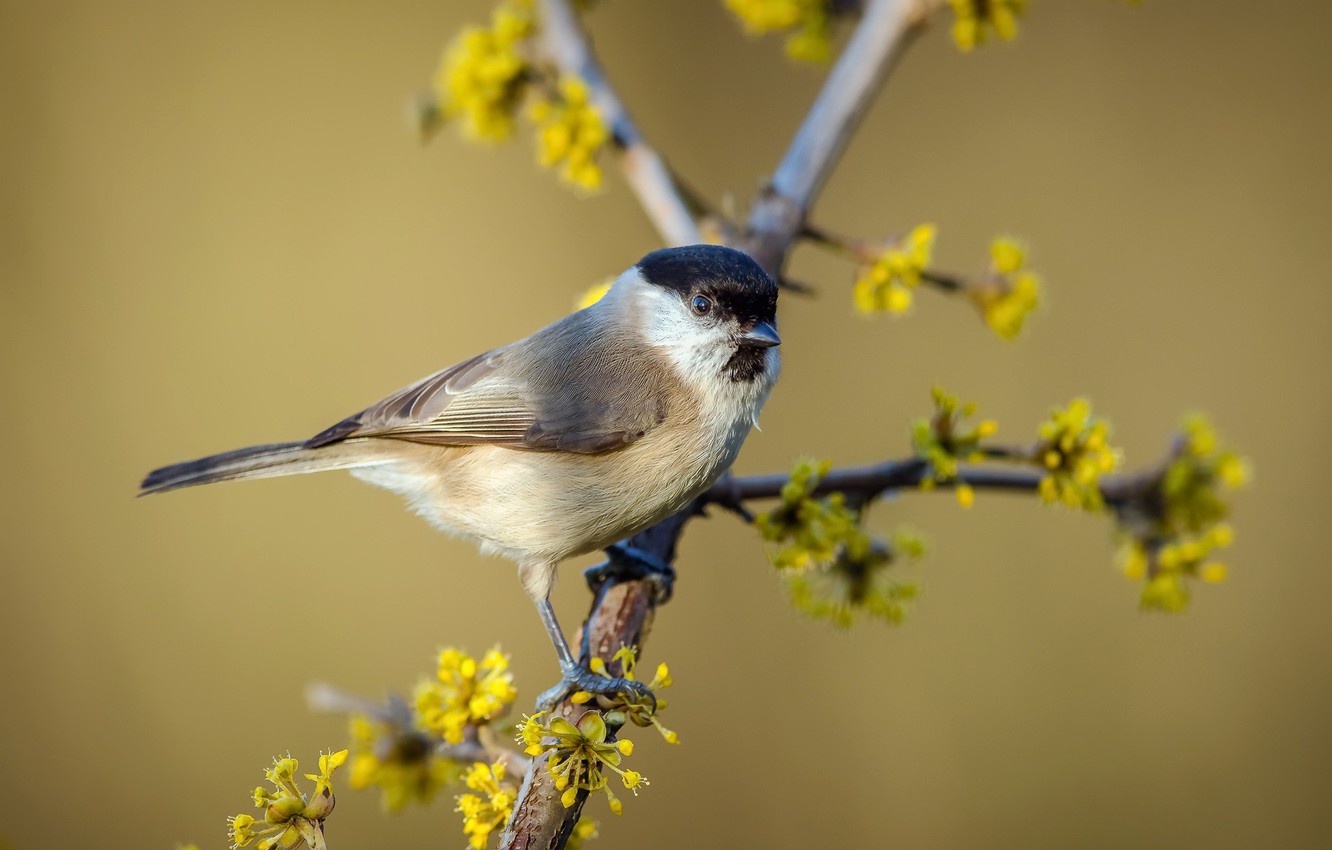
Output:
[[784, 527, 925, 628], [756, 458, 863, 569], [757, 459, 925, 625], [456, 761, 518, 850], [724, 0, 834, 63], [529, 76, 610, 191], [1033, 398, 1120, 511], [228, 750, 347, 850], [433, 0, 536, 142], [949, 0, 1029, 52], [967, 236, 1042, 339], [853, 224, 937, 315], [912, 386, 996, 502], [1161, 414, 1251, 532], [416, 645, 518, 745], [576, 279, 614, 310], [515, 710, 646, 815], [583, 645, 679, 744], [1116, 414, 1249, 612], [566, 818, 599, 850], [346, 714, 462, 812]]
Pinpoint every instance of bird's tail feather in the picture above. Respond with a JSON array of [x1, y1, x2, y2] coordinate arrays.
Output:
[[139, 441, 380, 495]]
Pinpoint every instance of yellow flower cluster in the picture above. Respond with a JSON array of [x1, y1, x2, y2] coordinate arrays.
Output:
[[785, 528, 925, 628], [949, 0, 1028, 52], [229, 750, 348, 850], [573, 646, 679, 745], [1033, 398, 1120, 511], [724, 0, 834, 62], [456, 761, 518, 850], [968, 236, 1042, 340], [757, 459, 926, 626], [415, 646, 519, 746], [1121, 414, 1249, 612], [517, 710, 646, 814], [434, 0, 536, 141], [911, 386, 999, 508], [853, 224, 937, 315], [347, 714, 462, 812], [1120, 524, 1233, 612], [756, 458, 864, 569], [1161, 414, 1251, 531], [530, 77, 610, 191]]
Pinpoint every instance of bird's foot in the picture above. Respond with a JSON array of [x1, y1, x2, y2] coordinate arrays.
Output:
[[536, 661, 657, 713], [584, 543, 677, 604]]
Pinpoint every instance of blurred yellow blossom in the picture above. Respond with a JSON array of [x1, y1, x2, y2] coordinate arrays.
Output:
[[346, 714, 462, 812], [853, 224, 937, 315], [566, 818, 599, 850], [456, 761, 518, 850], [416, 646, 518, 745], [949, 0, 1028, 52], [758, 459, 926, 626], [576, 279, 614, 310], [968, 236, 1042, 339], [785, 527, 925, 627], [1033, 398, 1120, 511], [1119, 414, 1249, 612], [912, 386, 998, 506], [433, 0, 536, 141], [724, 0, 834, 63], [756, 458, 863, 569], [529, 76, 610, 190]]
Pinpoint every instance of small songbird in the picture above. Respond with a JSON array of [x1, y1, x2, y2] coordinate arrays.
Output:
[[141, 244, 780, 703]]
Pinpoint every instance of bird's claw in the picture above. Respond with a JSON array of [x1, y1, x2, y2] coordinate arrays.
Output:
[[584, 543, 677, 604], [537, 662, 657, 713]]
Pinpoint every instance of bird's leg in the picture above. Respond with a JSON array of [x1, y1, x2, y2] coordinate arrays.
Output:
[[583, 542, 677, 604], [532, 595, 656, 712]]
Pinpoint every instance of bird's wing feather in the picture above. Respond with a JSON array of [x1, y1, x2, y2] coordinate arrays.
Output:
[[305, 313, 672, 455]]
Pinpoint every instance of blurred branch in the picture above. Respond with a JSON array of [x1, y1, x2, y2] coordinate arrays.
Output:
[[743, 0, 935, 272], [537, 0, 701, 246], [306, 682, 531, 779]]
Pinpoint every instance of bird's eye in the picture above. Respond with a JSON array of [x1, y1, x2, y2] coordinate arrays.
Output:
[[690, 294, 713, 316]]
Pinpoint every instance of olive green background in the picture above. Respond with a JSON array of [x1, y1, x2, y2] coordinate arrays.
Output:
[[3, 1, 1330, 848]]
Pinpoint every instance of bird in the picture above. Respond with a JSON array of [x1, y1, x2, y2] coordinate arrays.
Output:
[[140, 244, 781, 705]]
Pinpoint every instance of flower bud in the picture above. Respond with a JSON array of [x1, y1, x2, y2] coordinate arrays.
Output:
[[265, 794, 305, 825]]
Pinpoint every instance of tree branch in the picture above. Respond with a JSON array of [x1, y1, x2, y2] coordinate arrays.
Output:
[[707, 459, 1158, 509], [536, 0, 701, 247], [501, 4, 934, 848], [743, 0, 934, 273]]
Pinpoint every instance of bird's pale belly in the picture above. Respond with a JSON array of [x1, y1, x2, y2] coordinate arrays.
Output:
[[350, 417, 748, 566]]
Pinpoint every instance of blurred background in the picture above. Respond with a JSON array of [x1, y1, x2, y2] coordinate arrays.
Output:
[[3, 1, 1330, 848]]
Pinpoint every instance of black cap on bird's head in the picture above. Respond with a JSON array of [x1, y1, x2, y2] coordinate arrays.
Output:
[[635, 245, 779, 331]]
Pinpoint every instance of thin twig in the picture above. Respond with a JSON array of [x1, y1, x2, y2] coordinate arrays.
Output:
[[536, 0, 701, 246]]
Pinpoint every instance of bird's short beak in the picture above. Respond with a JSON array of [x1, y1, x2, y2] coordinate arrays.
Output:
[[740, 321, 781, 348]]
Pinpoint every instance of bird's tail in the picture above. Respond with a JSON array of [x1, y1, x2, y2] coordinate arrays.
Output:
[[139, 441, 381, 495]]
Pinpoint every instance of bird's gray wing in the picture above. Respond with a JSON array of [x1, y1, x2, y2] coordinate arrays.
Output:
[[305, 318, 670, 454]]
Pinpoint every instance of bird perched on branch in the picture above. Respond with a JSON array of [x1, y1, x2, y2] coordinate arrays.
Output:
[[141, 244, 781, 706]]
